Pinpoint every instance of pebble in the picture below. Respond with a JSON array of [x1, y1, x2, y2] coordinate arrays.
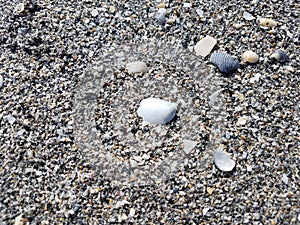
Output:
[[243, 11, 255, 20], [182, 139, 197, 154], [137, 98, 177, 125], [0, 75, 3, 88], [209, 52, 240, 73], [156, 12, 166, 25], [125, 61, 148, 74], [236, 116, 249, 126], [91, 9, 99, 17], [242, 50, 259, 63], [259, 18, 277, 27], [194, 35, 217, 57], [213, 150, 236, 172]]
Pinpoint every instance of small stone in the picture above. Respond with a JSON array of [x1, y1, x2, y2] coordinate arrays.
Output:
[[246, 165, 252, 172], [195, 36, 217, 57], [182, 139, 197, 154], [237, 116, 248, 126], [125, 61, 148, 74], [202, 207, 210, 216], [156, 13, 166, 25], [233, 23, 244, 29], [0, 75, 3, 88], [259, 18, 277, 27], [282, 173, 289, 184], [157, 3, 166, 8], [243, 11, 255, 20], [14, 214, 27, 225], [206, 187, 214, 195], [213, 150, 236, 172], [5, 115, 16, 125], [183, 3, 193, 8], [129, 208, 136, 217], [91, 9, 99, 17], [242, 50, 259, 63]]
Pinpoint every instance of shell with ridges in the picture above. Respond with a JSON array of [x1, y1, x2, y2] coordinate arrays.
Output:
[[209, 52, 240, 73]]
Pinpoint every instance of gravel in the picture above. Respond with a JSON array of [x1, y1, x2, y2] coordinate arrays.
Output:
[[0, 0, 299, 224]]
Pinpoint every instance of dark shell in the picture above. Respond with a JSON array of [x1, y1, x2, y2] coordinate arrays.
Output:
[[273, 49, 289, 62], [209, 52, 240, 73]]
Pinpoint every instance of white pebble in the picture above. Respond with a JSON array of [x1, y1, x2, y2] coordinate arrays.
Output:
[[194, 35, 217, 57], [182, 139, 197, 154], [0, 75, 3, 88], [243, 11, 255, 21], [91, 9, 99, 17], [137, 98, 177, 125], [237, 116, 248, 126], [242, 50, 259, 63], [213, 150, 236, 172], [126, 61, 148, 74], [129, 208, 136, 217]]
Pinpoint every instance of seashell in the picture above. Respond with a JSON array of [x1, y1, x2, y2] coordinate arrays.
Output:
[[15, 3, 25, 14], [213, 150, 236, 172], [242, 50, 259, 63], [137, 98, 177, 125], [194, 35, 217, 57], [259, 18, 277, 27], [271, 49, 288, 62], [209, 52, 240, 73], [0, 75, 3, 88], [125, 61, 148, 74]]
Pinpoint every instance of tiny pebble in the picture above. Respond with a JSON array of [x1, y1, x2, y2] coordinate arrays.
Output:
[[236, 116, 248, 126], [182, 139, 197, 154], [243, 11, 255, 20], [91, 9, 99, 17], [125, 61, 148, 74], [203, 207, 210, 216], [271, 49, 289, 62], [242, 50, 259, 63]]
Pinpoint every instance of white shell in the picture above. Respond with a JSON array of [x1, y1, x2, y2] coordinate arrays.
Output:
[[195, 36, 217, 57], [126, 61, 148, 74], [15, 3, 25, 14], [259, 18, 277, 27], [213, 151, 236, 172], [242, 50, 259, 63], [243, 11, 255, 21], [0, 75, 3, 88], [137, 98, 177, 125]]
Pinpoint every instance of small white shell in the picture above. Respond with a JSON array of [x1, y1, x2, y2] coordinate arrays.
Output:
[[137, 98, 177, 125], [195, 36, 217, 57], [15, 3, 25, 14], [213, 151, 236, 172], [242, 50, 259, 63], [259, 18, 277, 27], [126, 61, 148, 74]]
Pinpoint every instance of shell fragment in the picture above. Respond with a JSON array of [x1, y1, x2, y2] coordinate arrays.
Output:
[[126, 61, 148, 74], [195, 36, 217, 57], [137, 98, 177, 125]]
